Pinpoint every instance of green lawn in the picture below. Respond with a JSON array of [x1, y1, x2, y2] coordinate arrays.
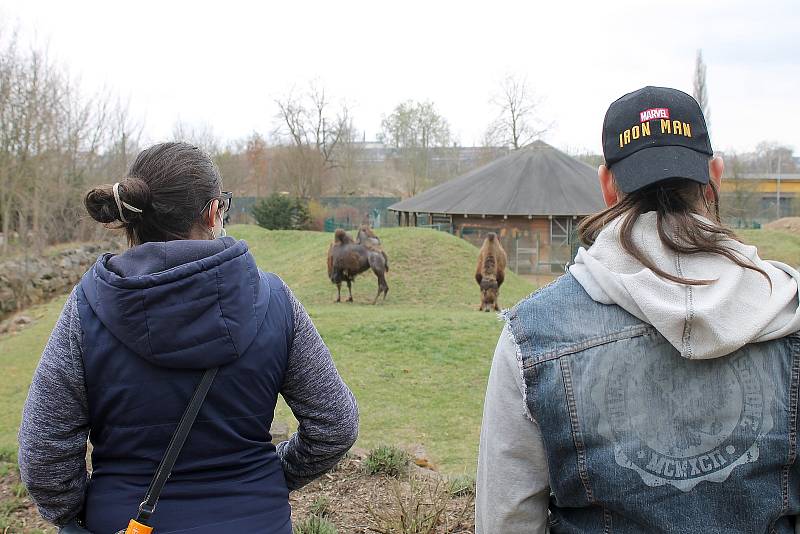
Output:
[[739, 229, 800, 266]]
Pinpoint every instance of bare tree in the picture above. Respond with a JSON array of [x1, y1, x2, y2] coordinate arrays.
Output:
[[243, 132, 269, 197], [272, 83, 350, 197], [485, 74, 549, 150], [333, 121, 366, 195], [380, 100, 451, 196], [755, 141, 795, 174], [0, 24, 141, 253], [693, 49, 711, 125], [719, 152, 760, 227], [172, 119, 220, 156]]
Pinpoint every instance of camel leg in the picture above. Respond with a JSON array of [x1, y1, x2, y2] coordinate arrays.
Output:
[[335, 282, 342, 303], [347, 280, 353, 302], [373, 272, 388, 305]]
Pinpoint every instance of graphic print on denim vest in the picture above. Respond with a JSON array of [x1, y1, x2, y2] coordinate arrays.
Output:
[[592, 347, 773, 492]]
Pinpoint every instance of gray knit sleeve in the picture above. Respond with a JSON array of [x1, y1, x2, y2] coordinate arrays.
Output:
[[18, 287, 90, 527], [276, 281, 359, 491]]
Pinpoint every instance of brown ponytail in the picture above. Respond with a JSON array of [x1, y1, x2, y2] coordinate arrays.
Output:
[[577, 179, 769, 286]]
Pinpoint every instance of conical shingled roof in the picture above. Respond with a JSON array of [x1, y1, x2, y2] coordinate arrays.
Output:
[[388, 140, 604, 216]]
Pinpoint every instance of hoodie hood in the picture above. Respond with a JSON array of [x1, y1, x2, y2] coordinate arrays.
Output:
[[569, 211, 800, 359], [80, 236, 268, 369]]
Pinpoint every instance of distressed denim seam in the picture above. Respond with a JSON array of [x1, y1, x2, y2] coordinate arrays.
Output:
[[560, 357, 595, 504], [784, 337, 800, 516], [602, 507, 613, 534], [503, 312, 536, 423], [522, 324, 658, 370], [504, 309, 537, 422]]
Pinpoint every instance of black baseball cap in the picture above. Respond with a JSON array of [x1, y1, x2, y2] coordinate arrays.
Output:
[[602, 86, 713, 193]]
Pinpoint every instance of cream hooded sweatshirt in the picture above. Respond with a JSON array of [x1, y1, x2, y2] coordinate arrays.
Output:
[[477, 211, 800, 534], [570, 211, 800, 359]]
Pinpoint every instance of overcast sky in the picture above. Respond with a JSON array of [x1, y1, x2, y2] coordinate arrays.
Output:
[[3, 0, 798, 155]]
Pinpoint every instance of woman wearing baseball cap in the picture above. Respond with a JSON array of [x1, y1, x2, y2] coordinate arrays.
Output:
[[477, 87, 800, 533]]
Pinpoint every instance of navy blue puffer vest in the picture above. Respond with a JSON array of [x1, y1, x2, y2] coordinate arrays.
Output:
[[76, 237, 293, 534]]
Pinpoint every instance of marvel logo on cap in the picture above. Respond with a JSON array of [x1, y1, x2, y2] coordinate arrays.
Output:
[[639, 108, 670, 122], [602, 86, 713, 194]]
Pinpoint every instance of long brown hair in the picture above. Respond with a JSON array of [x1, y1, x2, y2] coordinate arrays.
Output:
[[577, 179, 768, 286]]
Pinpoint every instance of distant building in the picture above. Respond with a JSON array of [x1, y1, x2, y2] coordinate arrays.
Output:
[[721, 172, 800, 225], [389, 141, 604, 273]]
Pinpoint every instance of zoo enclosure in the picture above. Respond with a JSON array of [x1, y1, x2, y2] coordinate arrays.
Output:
[[411, 212, 581, 274]]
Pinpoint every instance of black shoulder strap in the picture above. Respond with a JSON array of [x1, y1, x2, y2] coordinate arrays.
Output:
[[135, 367, 218, 525]]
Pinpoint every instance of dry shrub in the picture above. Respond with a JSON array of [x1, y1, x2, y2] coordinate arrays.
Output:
[[307, 200, 330, 232], [368, 475, 473, 534]]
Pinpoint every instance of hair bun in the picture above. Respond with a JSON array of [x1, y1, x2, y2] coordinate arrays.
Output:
[[120, 176, 151, 222], [84, 177, 151, 224]]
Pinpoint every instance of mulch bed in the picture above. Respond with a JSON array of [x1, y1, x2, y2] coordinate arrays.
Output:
[[1, 454, 474, 533], [290, 453, 475, 533]]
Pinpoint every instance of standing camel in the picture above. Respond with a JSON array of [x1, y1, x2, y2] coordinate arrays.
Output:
[[475, 232, 507, 312], [327, 229, 389, 304]]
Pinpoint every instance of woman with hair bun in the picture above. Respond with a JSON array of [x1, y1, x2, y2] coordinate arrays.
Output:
[[19, 142, 359, 533]]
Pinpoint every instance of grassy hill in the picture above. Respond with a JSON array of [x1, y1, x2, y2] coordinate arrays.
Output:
[[231, 225, 535, 472], [230, 225, 534, 308]]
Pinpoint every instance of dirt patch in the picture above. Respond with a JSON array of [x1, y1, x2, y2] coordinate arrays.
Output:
[[0, 464, 53, 533], [1, 454, 474, 533], [764, 217, 800, 234]]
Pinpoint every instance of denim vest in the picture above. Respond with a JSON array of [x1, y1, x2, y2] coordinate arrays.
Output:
[[77, 240, 293, 534], [506, 273, 800, 533]]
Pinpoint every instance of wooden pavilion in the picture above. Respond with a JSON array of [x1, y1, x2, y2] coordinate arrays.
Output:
[[388, 141, 604, 273]]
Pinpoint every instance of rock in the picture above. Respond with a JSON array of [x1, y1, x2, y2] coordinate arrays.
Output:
[[0, 239, 122, 324], [270, 421, 290, 444], [13, 315, 32, 326], [348, 446, 369, 460], [407, 444, 437, 472]]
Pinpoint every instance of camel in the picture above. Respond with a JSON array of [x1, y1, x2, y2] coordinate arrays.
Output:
[[327, 228, 389, 304], [475, 232, 507, 312]]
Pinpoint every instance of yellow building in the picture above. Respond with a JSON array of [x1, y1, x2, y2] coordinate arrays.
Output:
[[721, 173, 800, 223]]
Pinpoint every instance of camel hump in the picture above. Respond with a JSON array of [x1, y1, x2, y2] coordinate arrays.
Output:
[[483, 254, 497, 274], [334, 228, 353, 244]]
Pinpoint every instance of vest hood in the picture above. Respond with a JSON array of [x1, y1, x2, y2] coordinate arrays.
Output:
[[80, 236, 269, 369], [570, 212, 800, 359]]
